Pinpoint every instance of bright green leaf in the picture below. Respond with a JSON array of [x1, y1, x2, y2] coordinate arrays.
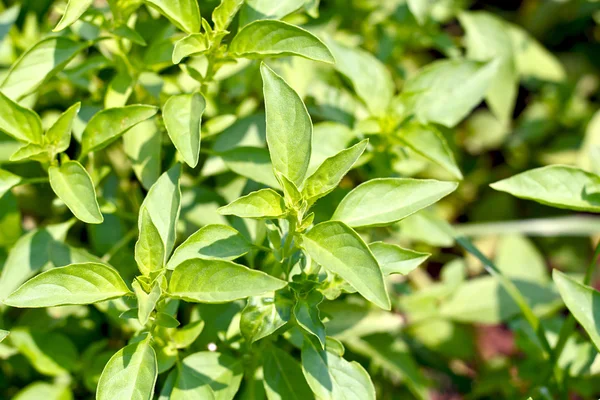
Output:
[[0, 329, 8, 343], [144, 0, 201, 34], [261, 63, 312, 186], [169, 258, 287, 303], [369, 242, 430, 276], [220, 147, 280, 188], [332, 178, 458, 228], [302, 221, 390, 310], [133, 280, 162, 326], [172, 34, 209, 64], [167, 224, 252, 269], [4, 262, 130, 308], [97, 338, 158, 400], [213, 0, 245, 31], [218, 188, 287, 219], [135, 207, 165, 275], [45, 102, 80, 156], [263, 346, 314, 400], [490, 165, 600, 213], [54, 0, 94, 31], [0, 90, 43, 143], [230, 20, 334, 64], [80, 105, 158, 156], [10, 329, 78, 377], [240, 0, 306, 26], [163, 92, 205, 167], [49, 160, 103, 224], [123, 118, 161, 190], [0, 168, 22, 198], [241, 291, 293, 343]]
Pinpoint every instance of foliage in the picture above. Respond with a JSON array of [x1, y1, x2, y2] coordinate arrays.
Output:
[[0, 0, 600, 399]]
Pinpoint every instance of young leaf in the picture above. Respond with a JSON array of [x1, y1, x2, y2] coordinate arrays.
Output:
[[277, 172, 303, 208], [163, 92, 206, 167], [218, 188, 287, 219], [229, 20, 334, 64], [400, 123, 463, 180], [49, 160, 104, 224], [167, 224, 252, 269], [80, 105, 158, 156], [553, 270, 600, 352], [172, 34, 209, 64], [97, 338, 158, 400], [325, 39, 394, 115], [302, 337, 376, 400], [169, 258, 287, 303], [261, 63, 312, 187], [0, 90, 43, 143], [171, 352, 243, 400], [4, 262, 130, 308], [212, 0, 245, 31], [135, 207, 165, 275], [332, 178, 458, 228], [263, 346, 314, 400], [45, 102, 80, 156], [240, 291, 293, 343], [140, 164, 182, 257], [144, 0, 201, 34], [240, 0, 306, 26], [490, 165, 600, 213], [294, 290, 326, 349], [369, 242, 430, 276], [133, 280, 162, 326], [0, 168, 22, 198], [9, 143, 48, 162], [0, 37, 88, 100], [54, 0, 94, 31], [302, 221, 390, 310], [302, 140, 368, 204], [403, 58, 499, 128]]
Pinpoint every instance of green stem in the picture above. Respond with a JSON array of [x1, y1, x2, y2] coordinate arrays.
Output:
[[17, 177, 49, 186], [454, 216, 600, 237]]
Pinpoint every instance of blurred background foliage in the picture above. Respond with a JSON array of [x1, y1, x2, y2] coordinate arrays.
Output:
[[1, 0, 600, 399]]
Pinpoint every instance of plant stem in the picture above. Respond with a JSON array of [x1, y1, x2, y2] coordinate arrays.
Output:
[[454, 216, 600, 237], [17, 177, 49, 186]]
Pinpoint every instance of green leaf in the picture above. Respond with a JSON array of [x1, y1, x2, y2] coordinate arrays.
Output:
[[325, 39, 394, 115], [220, 147, 280, 188], [133, 280, 162, 326], [54, 0, 94, 31], [213, 0, 245, 31], [278, 172, 303, 208], [294, 290, 326, 348], [0, 6, 19, 44], [144, 0, 201, 34], [261, 63, 312, 186], [403, 58, 499, 128], [172, 34, 209, 64], [553, 270, 600, 352], [218, 188, 287, 219], [97, 338, 158, 400], [0, 90, 43, 143], [169, 258, 287, 303], [490, 165, 600, 213], [0, 168, 22, 198], [240, 0, 306, 26], [301, 337, 375, 400], [13, 382, 72, 400], [167, 224, 252, 269], [369, 242, 430, 276], [46, 102, 80, 156], [9, 143, 48, 162], [400, 123, 462, 180], [332, 178, 458, 228], [10, 329, 79, 376], [171, 352, 243, 400], [407, 0, 433, 24], [140, 164, 182, 257], [240, 291, 293, 343], [80, 105, 158, 156], [230, 20, 334, 64], [496, 235, 547, 284], [49, 160, 103, 224], [123, 118, 161, 190], [302, 140, 367, 204], [3, 262, 130, 308], [459, 11, 518, 122], [302, 221, 390, 310], [0, 329, 8, 343], [173, 320, 205, 349], [263, 346, 314, 400], [135, 207, 165, 275], [163, 92, 206, 167], [0, 37, 88, 100]]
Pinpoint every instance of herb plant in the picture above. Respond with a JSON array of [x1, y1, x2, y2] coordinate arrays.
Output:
[[1, 0, 600, 399]]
